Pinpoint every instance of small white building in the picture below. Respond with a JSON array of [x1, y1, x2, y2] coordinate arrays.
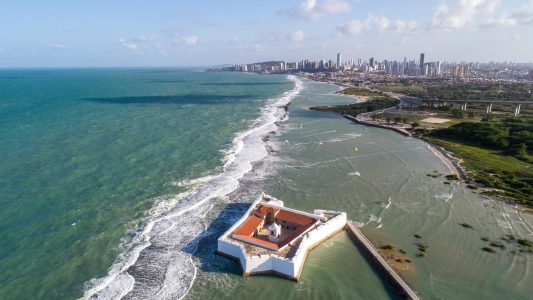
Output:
[[217, 194, 347, 281], [268, 222, 281, 242]]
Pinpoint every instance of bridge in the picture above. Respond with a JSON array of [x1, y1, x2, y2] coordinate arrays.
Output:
[[420, 99, 533, 116]]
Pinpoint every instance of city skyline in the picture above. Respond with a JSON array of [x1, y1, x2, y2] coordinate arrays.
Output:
[[1, 0, 533, 67]]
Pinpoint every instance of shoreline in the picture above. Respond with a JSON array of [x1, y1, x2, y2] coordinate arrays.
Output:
[[302, 76, 527, 208], [81, 75, 303, 300], [302, 75, 462, 177]]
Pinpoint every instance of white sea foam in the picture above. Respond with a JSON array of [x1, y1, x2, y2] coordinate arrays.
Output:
[[436, 193, 453, 202], [80, 75, 303, 300]]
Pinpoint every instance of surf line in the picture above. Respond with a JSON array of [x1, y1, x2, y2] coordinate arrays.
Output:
[[81, 75, 304, 300]]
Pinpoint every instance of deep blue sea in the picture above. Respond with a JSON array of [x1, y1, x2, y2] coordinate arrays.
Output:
[[0, 69, 298, 299]]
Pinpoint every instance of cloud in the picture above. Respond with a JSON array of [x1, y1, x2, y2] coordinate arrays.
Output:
[[288, 0, 350, 20], [288, 30, 305, 42], [118, 38, 138, 50], [336, 19, 369, 35], [336, 16, 418, 36], [482, 1, 533, 28], [49, 43, 68, 49], [430, 0, 501, 30], [182, 35, 198, 45], [132, 35, 157, 43]]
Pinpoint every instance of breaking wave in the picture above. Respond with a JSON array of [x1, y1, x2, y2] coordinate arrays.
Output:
[[80, 75, 303, 300]]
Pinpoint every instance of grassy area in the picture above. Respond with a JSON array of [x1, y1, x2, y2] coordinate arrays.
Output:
[[311, 97, 400, 116], [372, 81, 533, 102], [336, 87, 386, 98], [376, 85, 426, 95], [424, 137, 533, 207]]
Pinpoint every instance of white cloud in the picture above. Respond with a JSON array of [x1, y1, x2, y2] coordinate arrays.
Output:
[[49, 43, 68, 49], [336, 16, 418, 36], [483, 13, 518, 27], [512, 33, 521, 41], [182, 35, 198, 45], [430, 0, 501, 30], [132, 35, 157, 43], [289, 0, 350, 20], [118, 38, 138, 50], [482, 1, 533, 28], [394, 20, 418, 33], [288, 30, 305, 42], [336, 19, 369, 35]]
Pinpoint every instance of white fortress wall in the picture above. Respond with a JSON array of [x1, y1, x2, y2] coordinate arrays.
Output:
[[271, 255, 296, 276], [244, 254, 273, 273], [291, 213, 347, 272], [217, 239, 248, 267]]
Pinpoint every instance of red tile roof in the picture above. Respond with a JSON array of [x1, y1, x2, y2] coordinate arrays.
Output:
[[231, 204, 318, 250]]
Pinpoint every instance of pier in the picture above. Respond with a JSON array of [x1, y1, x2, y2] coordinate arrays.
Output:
[[345, 222, 421, 300]]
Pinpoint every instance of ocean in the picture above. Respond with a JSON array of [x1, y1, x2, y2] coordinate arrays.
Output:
[[1, 70, 532, 300], [0, 69, 298, 299]]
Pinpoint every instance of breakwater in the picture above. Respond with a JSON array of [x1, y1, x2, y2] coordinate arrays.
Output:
[[343, 114, 412, 137], [345, 222, 421, 300]]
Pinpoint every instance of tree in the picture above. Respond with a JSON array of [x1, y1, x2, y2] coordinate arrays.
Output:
[[451, 109, 464, 118], [411, 121, 420, 128], [394, 116, 403, 123], [505, 143, 527, 157]]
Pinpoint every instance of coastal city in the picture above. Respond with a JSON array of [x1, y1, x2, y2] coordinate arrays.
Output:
[[227, 52, 533, 82], [216, 52, 533, 209]]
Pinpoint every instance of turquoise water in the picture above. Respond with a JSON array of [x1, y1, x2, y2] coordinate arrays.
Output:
[[186, 79, 533, 300], [2, 71, 532, 300], [0, 69, 293, 299]]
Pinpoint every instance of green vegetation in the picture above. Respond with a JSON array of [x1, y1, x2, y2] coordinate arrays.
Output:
[[381, 244, 394, 250], [429, 119, 533, 163], [376, 82, 533, 102], [336, 87, 385, 98], [517, 239, 533, 247], [311, 98, 400, 116], [446, 174, 460, 180], [414, 234, 422, 239], [424, 118, 533, 207], [376, 85, 426, 95]]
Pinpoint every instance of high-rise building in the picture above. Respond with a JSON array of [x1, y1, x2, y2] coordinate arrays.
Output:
[[528, 70, 533, 81], [419, 53, 425, 74], [369, 57, 374, 68], [451, 64, 469, 77], [336, 53, 342, 68]]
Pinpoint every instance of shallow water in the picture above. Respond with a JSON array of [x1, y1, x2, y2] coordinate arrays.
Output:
[[2, 71, 531, 300], [186, 79, 533, 300]]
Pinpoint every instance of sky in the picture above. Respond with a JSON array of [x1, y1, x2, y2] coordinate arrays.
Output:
[[0, 0, 532, 67]]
